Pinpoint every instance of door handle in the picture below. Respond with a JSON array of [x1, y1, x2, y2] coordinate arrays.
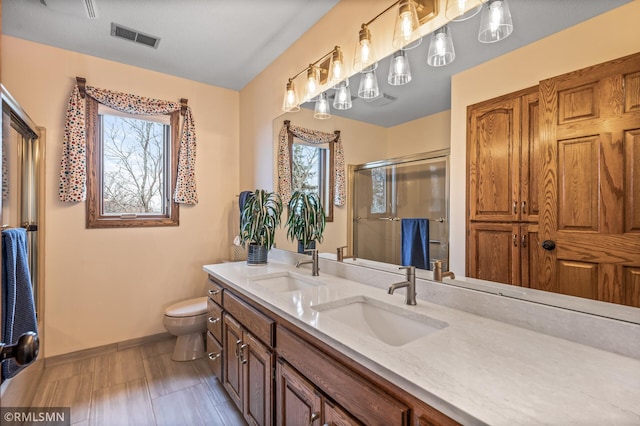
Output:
[[234, 339, 242, 358], [521, 201, 526, 214], [208, 289, 221, 296], [513, 233, 518, 247], [513, 201, 517, 214], [207, 352, 221, 361], [522, 234, 527, 248], [0, 332, 39, 366], [239, 343, 248, 364], [541, 240, 556, 251], [208, 317, 220, 324], [310, 412, 320, 425]]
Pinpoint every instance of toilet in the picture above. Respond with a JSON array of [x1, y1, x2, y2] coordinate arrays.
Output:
[[163, 296, 208, 361]]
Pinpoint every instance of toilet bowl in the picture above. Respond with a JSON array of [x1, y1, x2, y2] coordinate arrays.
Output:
[[163, 296, 208, 361]]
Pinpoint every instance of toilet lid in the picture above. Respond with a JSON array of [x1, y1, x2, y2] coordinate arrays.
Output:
[[165, 296, 208, 317]]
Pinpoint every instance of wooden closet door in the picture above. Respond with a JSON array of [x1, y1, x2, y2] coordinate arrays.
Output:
[[539, 52, 640, 307]]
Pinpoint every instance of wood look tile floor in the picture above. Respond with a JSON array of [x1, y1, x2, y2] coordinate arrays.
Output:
[[31, 337, 247, 426]]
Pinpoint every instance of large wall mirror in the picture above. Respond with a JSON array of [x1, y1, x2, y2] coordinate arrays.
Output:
[[273, 0, 639, 324]]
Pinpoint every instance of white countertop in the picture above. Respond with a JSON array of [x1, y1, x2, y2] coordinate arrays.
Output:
[[203, 261, 640, 426]]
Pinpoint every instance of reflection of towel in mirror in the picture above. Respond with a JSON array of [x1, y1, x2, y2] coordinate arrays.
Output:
[[401, 218, 429, 270], [1, 228, 38, 378], [239, 191, 253, 213]]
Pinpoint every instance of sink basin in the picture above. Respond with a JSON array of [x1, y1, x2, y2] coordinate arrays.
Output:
[[250, 271, 326, 292], [312, 296, 447, 346]]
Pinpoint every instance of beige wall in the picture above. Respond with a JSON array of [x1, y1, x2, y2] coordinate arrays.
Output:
[[386, 110, 451, 158], [449, 0, 640, 273], [1, 36, 239, 357]]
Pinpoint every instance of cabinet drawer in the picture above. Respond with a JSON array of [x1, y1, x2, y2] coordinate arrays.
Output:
[[206, 331, 223, 380], [207, 297, 223, 343], [277, 326, 409, 426], [224, 291, 274, 348], [207, 278, 224, 306]]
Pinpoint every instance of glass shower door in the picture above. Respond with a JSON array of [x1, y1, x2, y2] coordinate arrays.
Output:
[[352, 153, 449, 270]]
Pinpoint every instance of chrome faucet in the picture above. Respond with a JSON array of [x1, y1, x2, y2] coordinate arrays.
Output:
[[336, 246, 355, 262], [433, 260, 455, 282], [388, 266, 416, 305], [296, 249, 319, 276]]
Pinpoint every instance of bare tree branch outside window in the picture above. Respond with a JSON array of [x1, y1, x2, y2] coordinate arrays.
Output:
[[102, 115, 166, 214], [291, 144, 320, 194]]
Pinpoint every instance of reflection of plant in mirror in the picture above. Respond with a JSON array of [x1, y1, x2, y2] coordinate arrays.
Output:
[[285, 190, 326, 249], [240, 189, 283, 250]]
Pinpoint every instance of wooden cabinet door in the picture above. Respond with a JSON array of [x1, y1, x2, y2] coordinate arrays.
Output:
[[243, 332, 273, 426], [539, 52, 640, 307], [468, 95, 521, 222], [276, 361, 322, 426], [468, 222, 519, 285], [223, 313, 243, 410], [521, 90, 540, 223], [206, 331, 223, 380], [324, 398, 360, 426]]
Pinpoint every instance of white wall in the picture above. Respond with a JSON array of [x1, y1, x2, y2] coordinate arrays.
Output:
[[1, 36, 240, 357]]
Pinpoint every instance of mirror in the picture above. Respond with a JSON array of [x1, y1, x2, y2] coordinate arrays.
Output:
[[272, 0, 640, 324]]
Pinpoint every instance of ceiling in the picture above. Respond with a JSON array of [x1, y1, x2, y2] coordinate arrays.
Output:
[[2, 0, 633, 127]]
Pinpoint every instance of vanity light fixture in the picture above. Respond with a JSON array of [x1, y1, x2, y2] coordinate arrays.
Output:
[[353, 24, 377, 73], [427, 25, 455, 67], [392, 0, 420, 49], [333, 79, 353, 110], [388, 49, 412, 85], [358, 65, 380, 99], [280, 46, 343, 112], [282, 79, 300, 112], [478, 0, 513, 43], [445, 0, 482, 21], [314, 92, 332, 119]]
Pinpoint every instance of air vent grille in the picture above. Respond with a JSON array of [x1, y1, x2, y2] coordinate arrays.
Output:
[[83, 0, 98, 18], [110, 23, 160, 49], [363, 93, 397, 107]]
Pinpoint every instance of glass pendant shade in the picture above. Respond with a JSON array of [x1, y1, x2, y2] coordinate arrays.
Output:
[[388, 50, 412, 86], [358, 66, 379, 99], [314, 92, 331, 119], [427, 25, 456, 67], [392, 0, 420, 49], [328, 47, 345, 86], [333, 79, 352, 110], [353, 24, 376, 73], [445, 0, 482, 21], [478, 0, 513, 43], [305, 66, 321, 100], [282, 80, 300, 112]]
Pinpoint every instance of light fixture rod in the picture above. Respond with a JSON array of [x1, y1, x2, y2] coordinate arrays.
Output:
[[365, 0, 401, 26]]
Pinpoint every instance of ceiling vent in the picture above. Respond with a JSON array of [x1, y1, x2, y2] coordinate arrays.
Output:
[[363, 93, 397, 107], [40, 0, 98, 19], [83, 0, 98, 19], [110, 23, 160, 49]]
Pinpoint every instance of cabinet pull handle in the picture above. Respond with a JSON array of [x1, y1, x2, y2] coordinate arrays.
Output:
[[513, 234, 517, 247], [208, 317, 220, 324], [522, 234, 527, 248], [207, 352, 220, 361], [309, 412, 320, 425], [239, 343, 248, 364], [513, 201, 517, 214], [234, 339, 242, 358], [521, 200, 527, 214], [208, 289, 221, 296]]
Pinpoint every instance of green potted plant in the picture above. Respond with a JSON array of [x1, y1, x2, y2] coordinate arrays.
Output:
[[240, 189, 283, 265], [285, 190, 326, 254]]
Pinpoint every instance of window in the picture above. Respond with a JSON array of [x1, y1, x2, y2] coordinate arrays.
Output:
[[289, 137, 334, 221], [86, 98, 179, 228]]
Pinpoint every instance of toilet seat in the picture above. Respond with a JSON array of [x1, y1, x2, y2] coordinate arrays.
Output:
[[165, 296, 208, 318]]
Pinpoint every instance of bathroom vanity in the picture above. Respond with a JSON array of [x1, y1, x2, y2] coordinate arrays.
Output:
[[203, 253, 640, 425]]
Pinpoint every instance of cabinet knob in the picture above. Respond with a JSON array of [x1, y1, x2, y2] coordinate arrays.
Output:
[[541, 240, 556, 251]]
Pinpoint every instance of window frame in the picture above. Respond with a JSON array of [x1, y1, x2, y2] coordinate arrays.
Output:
[[287, 132, 334, 222], [85, 97, 180, 228]]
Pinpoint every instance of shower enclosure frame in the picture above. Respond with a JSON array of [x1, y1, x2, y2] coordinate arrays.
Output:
[[347, 149, 450, 269]]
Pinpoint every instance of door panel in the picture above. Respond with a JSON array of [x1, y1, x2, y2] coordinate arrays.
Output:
[[468, 222, 518, 285], [540, 51, 640, 307], [521, 91, 540, 222], [223, 314, 242, 410], [468, 97, 520, 222], [276, 361, 321, 426], [243, 332, 273, 426]]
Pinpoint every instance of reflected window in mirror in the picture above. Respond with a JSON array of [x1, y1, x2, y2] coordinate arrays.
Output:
[[288, 136, 334, 221]]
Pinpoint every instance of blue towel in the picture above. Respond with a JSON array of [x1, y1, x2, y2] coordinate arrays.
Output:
[[401, 218, 430, 270], [1, 228, 38, 378], [239, 191, 253, 213]]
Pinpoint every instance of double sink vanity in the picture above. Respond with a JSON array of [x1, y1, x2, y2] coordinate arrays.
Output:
[[203, 250, 640, 425]]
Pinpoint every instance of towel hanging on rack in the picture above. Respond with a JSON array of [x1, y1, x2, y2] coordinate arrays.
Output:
[[401, 218, 430, 270], [1, 228, 38, 378]]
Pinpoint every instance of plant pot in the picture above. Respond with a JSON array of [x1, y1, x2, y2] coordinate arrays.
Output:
[[247, 244, 268, 265], [297, 240, 316, 254]]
